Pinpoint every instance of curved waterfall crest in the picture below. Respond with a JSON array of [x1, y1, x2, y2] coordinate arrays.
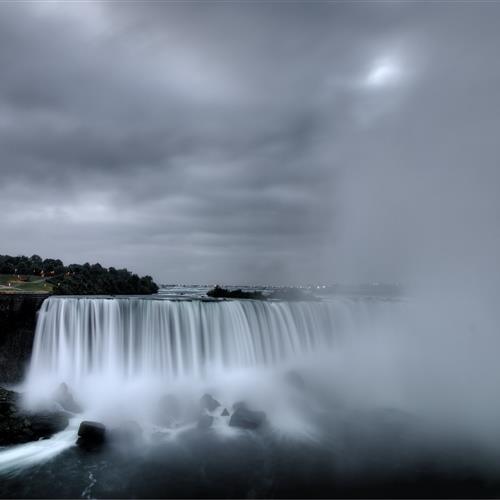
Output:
[[28, 296, 370, 385]]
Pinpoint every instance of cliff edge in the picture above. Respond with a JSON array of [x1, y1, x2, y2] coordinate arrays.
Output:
[[0, 294, 47, 383]]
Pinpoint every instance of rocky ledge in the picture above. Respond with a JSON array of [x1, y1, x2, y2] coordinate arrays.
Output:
[[0, 387, 69, 446], [0, 294, 48, 383]]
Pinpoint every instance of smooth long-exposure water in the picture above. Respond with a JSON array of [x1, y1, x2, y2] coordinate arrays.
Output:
[[1, 291, 500, 498]]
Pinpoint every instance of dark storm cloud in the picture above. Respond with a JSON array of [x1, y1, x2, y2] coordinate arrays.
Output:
[[1, 1, 500, 285]]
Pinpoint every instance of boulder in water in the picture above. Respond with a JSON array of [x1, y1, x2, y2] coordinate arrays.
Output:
[[229, 407, 266, 430], [0, 386, 69, 446], [221, 408, 230, 417], [200, 393, 220, 412], [197, 414, 214, 429], [54, 382, 83, 413], [29, 412, 69, 437], [232, 401, 248, 411], [77, 420, 106, 450]]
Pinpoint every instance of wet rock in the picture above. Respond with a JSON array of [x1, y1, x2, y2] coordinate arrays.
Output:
[[197, 414, 214, 429], [76, 421, 106, 451], [0, 386, 69, 445], [221, 408, 230, 417], [30, 412, 69, 437], [200, 393, 220, 412], [0, 386, 21, 405], [229, 407, 266, 430], [54, 382, 83, 414], [232, 401, 248, 411], [0, 294, 46, 384]]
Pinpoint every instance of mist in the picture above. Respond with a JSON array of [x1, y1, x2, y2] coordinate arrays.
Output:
[[1, 2, 500, 497], [318, 2, 500, 452]]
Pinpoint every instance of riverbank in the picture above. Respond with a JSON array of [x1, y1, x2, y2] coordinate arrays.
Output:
[[0, 387, 69, 446]]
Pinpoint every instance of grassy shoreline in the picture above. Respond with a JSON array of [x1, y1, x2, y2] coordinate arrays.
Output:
[[0, 275, 53, 294]]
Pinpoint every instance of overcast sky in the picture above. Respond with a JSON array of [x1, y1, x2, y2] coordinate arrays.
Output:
[[1, 1, 499, 285]]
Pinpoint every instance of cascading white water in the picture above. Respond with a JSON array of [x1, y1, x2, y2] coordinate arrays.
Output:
[[3, 294, 404, 475], [28, 296, 369, 385], [21, 294, 397, 434]]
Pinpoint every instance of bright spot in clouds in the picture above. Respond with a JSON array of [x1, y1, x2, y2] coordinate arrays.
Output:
[[365, 59, 402, 87]]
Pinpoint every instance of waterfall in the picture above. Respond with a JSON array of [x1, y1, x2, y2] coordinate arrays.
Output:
[[28, 296, 370, 385], [22, 294, 396, 427]]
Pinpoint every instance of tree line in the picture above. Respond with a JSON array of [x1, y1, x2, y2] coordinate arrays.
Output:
[[206, 285, 318, 301], [0, 254, 158, 295]]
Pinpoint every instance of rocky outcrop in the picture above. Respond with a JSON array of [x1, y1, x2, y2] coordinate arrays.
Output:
[[0, 386, 69, 445], [54, 382, 83, 414], [76, 421, 106, 451], [200, 393, 220, 412], [0, 294, 47, 383], [229, 406, 266, 430], [197, 414, 214, 429], [232, 401, 248, 411]]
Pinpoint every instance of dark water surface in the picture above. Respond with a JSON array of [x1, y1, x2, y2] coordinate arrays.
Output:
[[3, 291, 500, 498], [2, 408, 500, 499]]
